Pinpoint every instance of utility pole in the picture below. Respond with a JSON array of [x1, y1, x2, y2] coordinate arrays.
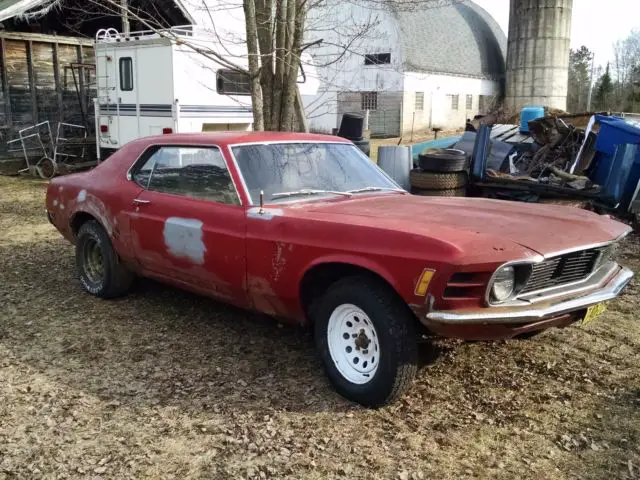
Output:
[[586, 54, 595, 111], [121, 0, 130, 35]]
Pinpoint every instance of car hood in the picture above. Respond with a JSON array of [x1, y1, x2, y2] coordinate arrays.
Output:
[[287, 194, 630, 257]]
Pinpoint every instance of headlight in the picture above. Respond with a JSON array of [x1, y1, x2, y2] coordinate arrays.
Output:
[[490, 266, 515, 303]]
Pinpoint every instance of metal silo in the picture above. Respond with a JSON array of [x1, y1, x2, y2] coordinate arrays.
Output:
[[505, 0, 573, 112]]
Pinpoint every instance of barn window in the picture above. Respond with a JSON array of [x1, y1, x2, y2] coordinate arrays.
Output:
[[415, 92, 424, 111], [361, 92, 378, 110], [364, 53, 391, 65], [216, 69, 251, 95], [119, 57, 133, 91], [451, 94, 459, 110], [466, 94, 473, 110]]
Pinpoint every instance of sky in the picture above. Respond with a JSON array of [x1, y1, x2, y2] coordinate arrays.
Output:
[[472, 0, 640, 67]]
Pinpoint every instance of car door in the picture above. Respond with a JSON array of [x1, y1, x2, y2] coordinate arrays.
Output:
[[128, 144, 249, 307]]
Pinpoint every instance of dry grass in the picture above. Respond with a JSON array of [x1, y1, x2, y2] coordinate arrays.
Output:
[[0, 175, 638, 480]]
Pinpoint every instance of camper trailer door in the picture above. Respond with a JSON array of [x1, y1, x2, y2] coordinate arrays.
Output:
[[96, 46, 119, 147], [116, 49, 139, 146]]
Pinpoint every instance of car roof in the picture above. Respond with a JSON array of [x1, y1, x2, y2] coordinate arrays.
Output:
[[136, 131, 351, 148]]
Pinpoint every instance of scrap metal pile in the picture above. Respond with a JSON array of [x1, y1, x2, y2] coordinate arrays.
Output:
[[459, 113, 640, 213], [482, 117, 598, 191]]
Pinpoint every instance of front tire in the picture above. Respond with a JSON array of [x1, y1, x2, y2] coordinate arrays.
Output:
[[313, 276, 418, 407], [75, 220, 133, 298]]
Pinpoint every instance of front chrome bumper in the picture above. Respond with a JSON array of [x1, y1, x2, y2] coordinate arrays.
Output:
[[426, 265, 634, 325]]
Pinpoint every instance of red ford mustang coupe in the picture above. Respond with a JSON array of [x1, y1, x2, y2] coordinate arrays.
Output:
[[45, 132, 633, 407]]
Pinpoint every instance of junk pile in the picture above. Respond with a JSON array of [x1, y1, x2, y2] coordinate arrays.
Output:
[[464, 113, 640, 213], [406, 109, 640, 214], [6, 121, 93, 179], [474, 116, 600, 192], [409, 149, 469, 196]]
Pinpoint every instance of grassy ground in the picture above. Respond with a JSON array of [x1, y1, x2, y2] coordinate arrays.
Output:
[[0, 175, 638, 479]]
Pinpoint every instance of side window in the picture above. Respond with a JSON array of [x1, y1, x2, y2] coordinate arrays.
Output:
[[119, 57, 133, 91], [216, 69, 251, 95], [132, 146, 240, 205]]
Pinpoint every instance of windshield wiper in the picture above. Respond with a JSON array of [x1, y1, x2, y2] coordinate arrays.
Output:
[[271, 189, 353, 199], [347, 187, 408, 194]]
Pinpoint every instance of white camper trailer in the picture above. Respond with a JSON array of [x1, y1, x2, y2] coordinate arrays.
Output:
[[94, 26, 275, 160]]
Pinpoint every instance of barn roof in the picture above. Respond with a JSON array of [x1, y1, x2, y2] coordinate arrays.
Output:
[[0, 0, 56, 22], [0, 0, 194, 24], [394, 1, 507, 79]]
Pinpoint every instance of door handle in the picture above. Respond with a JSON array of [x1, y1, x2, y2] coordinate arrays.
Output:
[[133, 198, 151, 205]]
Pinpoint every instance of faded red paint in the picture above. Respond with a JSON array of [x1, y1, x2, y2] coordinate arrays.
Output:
[[46, 132, 632, 340]]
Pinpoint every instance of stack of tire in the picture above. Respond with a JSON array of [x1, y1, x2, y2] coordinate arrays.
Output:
[[410, 148, 468, 197], [338, 113, 370, 156]]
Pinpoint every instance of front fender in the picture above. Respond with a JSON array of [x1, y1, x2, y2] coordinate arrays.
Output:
[[300, 253, 402, 294]]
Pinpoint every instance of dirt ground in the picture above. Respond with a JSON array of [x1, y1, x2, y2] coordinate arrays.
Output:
[[0, 175, 639, 480]]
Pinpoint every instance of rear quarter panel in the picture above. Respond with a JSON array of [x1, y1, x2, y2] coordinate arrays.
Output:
[[46, 141, 145, 265]]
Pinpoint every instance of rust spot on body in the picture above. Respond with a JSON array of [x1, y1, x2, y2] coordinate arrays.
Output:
[[271, 242, 289, 282]]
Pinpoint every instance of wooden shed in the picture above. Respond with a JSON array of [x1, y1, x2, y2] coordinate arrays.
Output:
[[0, 31, 95, 172]]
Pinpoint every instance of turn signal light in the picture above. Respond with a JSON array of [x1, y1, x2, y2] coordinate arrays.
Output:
[[162, 128, 173, 134], [414, 269, 435, 297]]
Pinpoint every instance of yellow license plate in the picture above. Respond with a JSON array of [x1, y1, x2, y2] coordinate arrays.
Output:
[[581, 302, 607, 326]]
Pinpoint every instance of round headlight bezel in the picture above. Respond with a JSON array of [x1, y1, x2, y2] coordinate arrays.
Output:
[[487, 263, 532, 305], [490, 266, 515, 303]]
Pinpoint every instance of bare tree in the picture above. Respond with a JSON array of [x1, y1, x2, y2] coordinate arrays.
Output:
[[611, 29, 640, 111]]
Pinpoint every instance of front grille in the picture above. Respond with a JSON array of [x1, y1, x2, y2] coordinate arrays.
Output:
[[520, 246, 611, 294]]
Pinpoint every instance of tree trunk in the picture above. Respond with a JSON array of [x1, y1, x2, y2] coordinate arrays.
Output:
[[255, 0, 274, 128], [280, 0, 306, 131], [271, 0, 288, 129], [243, 0, 265, 130]]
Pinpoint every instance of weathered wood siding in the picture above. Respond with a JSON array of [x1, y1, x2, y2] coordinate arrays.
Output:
[[0, 33, 95, 156]]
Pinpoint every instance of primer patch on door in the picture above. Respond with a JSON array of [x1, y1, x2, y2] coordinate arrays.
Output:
[[163, 217, 206, 264]]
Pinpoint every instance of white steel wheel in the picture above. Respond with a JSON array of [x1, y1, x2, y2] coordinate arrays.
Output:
[[327, 303, 380, 384]]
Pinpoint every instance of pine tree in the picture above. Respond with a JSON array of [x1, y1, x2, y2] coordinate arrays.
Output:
[[595, 63, 614, 110]]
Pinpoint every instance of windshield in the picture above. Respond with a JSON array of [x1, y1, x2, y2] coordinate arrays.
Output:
[[231, 142, 400, 204]]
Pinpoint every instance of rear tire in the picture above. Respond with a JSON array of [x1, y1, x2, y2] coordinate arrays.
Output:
[[313, 276, 418, 407], [76, 220, 133, 298]]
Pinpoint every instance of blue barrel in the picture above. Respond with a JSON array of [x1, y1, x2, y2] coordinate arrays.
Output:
[[520, 105, 545, 133]]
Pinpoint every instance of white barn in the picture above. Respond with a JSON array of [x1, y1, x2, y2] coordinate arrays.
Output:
[[303, 1, 507, 136]]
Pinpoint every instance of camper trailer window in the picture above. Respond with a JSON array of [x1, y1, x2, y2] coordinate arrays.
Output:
[[132, 146, 240, 205], [216, 70, 251, 96], [120, 57, 134, 91]]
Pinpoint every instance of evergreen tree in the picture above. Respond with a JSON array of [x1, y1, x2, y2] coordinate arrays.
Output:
[[595, 63, 614, 110]]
